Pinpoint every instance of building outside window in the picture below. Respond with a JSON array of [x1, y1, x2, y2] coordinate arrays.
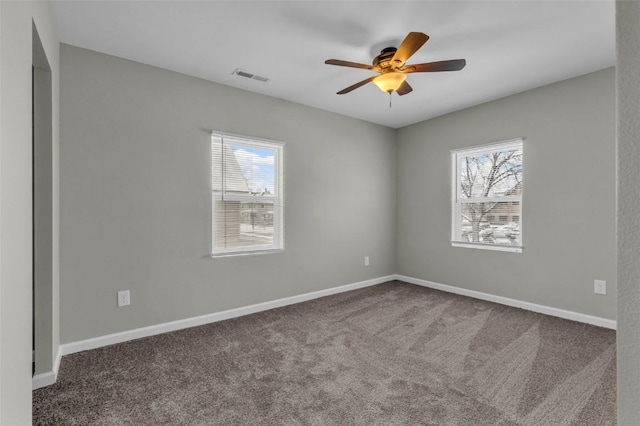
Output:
[[211, 132, 283, 255]]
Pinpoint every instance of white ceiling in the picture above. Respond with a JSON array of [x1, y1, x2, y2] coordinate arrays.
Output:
[[51, 1, 615, 129]]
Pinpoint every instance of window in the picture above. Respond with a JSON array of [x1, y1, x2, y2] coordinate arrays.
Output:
[[451, 139, 523, 252], [211, 132, 283, 255]]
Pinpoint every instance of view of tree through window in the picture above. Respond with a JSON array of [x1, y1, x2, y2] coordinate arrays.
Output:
[[452, 140, 523, 250]]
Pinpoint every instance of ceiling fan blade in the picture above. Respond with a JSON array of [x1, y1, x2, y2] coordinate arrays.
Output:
[[391, 32, 430, 67], [325, 59, 374, 70], [403, 59, 467, 73], [336, 76, 377, 94], [396, 81, 413, 96]]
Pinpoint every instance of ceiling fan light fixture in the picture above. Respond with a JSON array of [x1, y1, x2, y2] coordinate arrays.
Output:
[[373, 72, 406, 93]]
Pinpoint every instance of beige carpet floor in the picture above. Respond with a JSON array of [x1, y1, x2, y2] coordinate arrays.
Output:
[[33, 281, 616, 425]]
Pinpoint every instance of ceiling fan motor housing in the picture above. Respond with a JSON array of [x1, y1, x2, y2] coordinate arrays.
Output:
[[373, 47, 399, 71]]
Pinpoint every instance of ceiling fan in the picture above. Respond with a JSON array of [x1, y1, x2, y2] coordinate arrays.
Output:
[[325, 32, 466, 99]]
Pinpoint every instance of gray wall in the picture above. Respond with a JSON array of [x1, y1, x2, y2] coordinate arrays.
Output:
[[60, 44, 396, 344], [396, 68, 616, 320], [33, 30, 54, 376], [61, 44, 618, 345], [0, 0, 59, 423], [616, 1, 640, 422]]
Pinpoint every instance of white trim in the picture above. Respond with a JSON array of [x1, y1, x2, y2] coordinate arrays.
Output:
[[32, 372, 56, 390], [60, 275, 395, 357], [451, 138, 524, 250], [211, 132, 284, 256], [450, 138, 523, 157], [395, 274, 616, 329], [211, 248, 285, 258], [211, 131, 285, 148], [32, 346, 61, 390], [451, 242, 522, 253]]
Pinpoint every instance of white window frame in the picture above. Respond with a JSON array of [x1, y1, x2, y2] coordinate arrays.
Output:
[[451, 138, 523, 253], [211, 132, 284, 257]]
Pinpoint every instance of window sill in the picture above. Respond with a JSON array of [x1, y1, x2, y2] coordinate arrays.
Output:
[[451, 242, 522, 253], [211, 248, 284, 258]]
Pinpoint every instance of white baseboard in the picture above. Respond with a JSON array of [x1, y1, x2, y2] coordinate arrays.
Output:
[[32, 371, 56, 390], [60, 275, 396, 357], [35, 273, 614, 390], [32, 347, 62, 390], [395, 274, 617, 330]]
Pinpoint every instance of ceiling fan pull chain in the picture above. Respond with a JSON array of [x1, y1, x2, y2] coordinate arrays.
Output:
[[389, 92, 392, 108]]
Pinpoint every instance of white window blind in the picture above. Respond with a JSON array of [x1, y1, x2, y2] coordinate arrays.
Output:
[[211, 132, 283, 255], [451, 139, 523, 252]]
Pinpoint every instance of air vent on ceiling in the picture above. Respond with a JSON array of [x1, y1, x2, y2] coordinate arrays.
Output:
[[232, 68, 269, 83]]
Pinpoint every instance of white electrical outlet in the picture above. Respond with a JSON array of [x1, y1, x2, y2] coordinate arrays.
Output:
[[364, 256, 370, 266], [594, 280, 607, 295], [117, 290, 130, 307]]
